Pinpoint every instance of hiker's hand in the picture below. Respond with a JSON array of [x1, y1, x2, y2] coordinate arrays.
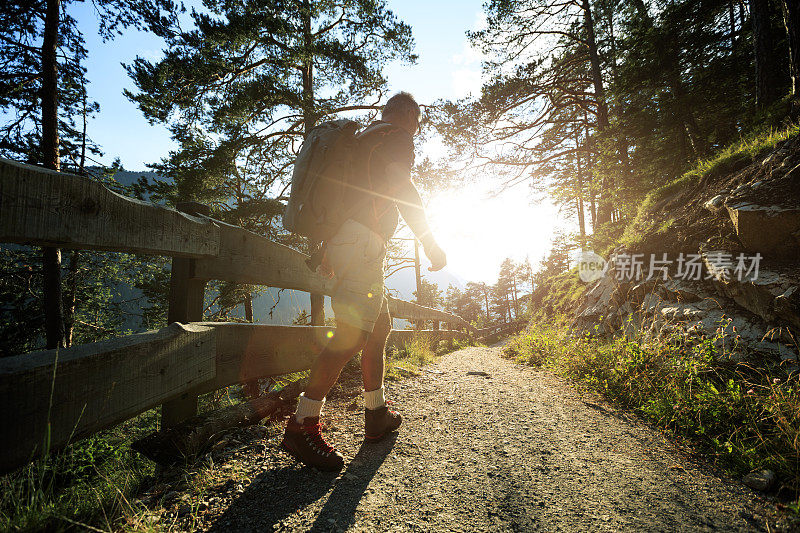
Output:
[[425, 243, 447, 272]]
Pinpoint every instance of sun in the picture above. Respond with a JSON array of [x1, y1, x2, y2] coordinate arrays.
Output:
[[422, 182, 561, 283]]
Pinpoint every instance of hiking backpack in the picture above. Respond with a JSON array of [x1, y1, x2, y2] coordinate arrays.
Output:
[[283, 118, 362, 245]]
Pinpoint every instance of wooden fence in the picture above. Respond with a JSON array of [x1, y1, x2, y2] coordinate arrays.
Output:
[[0, 157, 517, 474]]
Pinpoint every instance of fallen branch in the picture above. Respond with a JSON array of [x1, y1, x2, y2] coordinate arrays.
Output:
[[132, 379, 304, 465]]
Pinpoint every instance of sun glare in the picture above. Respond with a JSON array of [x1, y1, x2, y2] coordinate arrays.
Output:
[[423, 183, 561, 283]]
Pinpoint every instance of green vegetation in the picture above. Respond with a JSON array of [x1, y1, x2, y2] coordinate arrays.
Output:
[[384, 332, 476, 381], [0, 380, 267, 532], [528, 269, 587, 319], [0, 410, 159, 532], [506, 317, 800, 499]]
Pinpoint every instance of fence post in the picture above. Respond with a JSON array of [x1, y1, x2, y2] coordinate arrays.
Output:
[[310, 293, 324, 326], [161, 201, 209, 429]]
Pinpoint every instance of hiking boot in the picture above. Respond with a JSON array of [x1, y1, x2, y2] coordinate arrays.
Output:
[[280, 416, 344, 471], [364, 405, 402, 441]]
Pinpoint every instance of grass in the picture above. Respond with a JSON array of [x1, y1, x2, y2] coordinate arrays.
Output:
[[384, 331, 477, 381], [619, 123, 800, 251], [505, 316, 800, 502], [528, 269, 587, 319], [0, 409, 160, 532], [0, 376, 285, 533]]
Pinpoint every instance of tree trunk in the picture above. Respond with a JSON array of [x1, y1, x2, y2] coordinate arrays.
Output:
[[511, 277, 519, 319], [582, 0, 609, 131], [244, 297, 253, 322], [413, 238, 423, 328], [782, 0, 800, 96], [413, 238, 422, 302], [751, 0, 781, 107], [582, 0, 616, 225], [575, 131, 586, 246], [482, 285, 490, 322], [584, 122, 598, 232], [41, 0, 64, 349], [301, 0, 325, 327]]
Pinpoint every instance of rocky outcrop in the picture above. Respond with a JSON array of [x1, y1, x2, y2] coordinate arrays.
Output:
[[571, 252, 798, 366], [703, 145, 800, 258], [701, 247, 800, 330], [568, 133, 800, 367], [726, 203, 800, 258]]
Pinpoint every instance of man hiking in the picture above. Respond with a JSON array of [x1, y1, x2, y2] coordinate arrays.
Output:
[[281, 92, 447, 471]]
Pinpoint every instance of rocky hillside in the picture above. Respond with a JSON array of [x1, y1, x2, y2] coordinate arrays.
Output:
[[570, 131, 800, 366]]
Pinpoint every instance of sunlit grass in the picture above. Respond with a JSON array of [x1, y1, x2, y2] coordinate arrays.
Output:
[[0, 379, 276, 532], [0, 409, 159, 532], [620, 123, 800, 250], [385, 332, 476, 380], [505, 317, 800, 500]]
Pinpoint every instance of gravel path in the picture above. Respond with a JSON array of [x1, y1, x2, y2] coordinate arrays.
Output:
[[180, 344, 785, 532]]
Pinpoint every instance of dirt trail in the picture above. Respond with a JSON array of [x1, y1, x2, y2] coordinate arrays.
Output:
[[174, 345, 784, 532]]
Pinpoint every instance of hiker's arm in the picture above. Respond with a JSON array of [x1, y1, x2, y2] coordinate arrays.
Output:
[[390, 165, 447, 271], [391, 167, 432, 244]]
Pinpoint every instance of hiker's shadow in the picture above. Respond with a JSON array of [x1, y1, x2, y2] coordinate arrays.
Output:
[[311, 434, 397, 531], [206, 435, 396, 532]]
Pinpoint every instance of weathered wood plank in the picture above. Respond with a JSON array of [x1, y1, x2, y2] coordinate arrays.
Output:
[[0, 157, 219, 257], [0, 323, 216, 474], [190, 324, 329, 395], [185, 324, 467, 396], [477, 320, 526, 342], [387, 297, 474, 331], [192, 221, 336, 294]]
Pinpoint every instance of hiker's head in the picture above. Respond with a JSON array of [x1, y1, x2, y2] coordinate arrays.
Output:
[[382, 92, 421, 136]]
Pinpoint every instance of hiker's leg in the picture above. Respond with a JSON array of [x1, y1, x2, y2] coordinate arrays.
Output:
[[303, 320, 370, 402], [361, 311, 391, 393], [362, 310, 401, 440]]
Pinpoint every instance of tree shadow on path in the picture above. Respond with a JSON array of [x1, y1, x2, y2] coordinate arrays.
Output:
[[207, 434, 396, 532]]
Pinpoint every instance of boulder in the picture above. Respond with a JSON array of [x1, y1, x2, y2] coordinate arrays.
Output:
[[742, 469, 776, 492], [726, 203, 800, 258]]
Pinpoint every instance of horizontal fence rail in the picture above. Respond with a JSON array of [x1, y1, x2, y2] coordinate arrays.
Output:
[[0, 323, 216, 473], [0, 158, 219, 257], [0, 323, 468, 474], [0, 158, 519, 474]]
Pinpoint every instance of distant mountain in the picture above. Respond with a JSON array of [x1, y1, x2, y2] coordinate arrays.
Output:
[[385, 262, 467, 300], [108, 169, 167, 187]]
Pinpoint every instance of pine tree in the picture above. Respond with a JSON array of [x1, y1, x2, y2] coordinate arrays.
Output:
[[413, 277, 443, 309]]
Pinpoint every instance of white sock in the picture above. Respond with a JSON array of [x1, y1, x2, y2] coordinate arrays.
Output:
[[363, 386, 386, 410], [294, 393, 324, 423]]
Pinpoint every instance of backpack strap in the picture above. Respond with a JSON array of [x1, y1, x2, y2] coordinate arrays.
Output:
[[351, 122, 404, 234]]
